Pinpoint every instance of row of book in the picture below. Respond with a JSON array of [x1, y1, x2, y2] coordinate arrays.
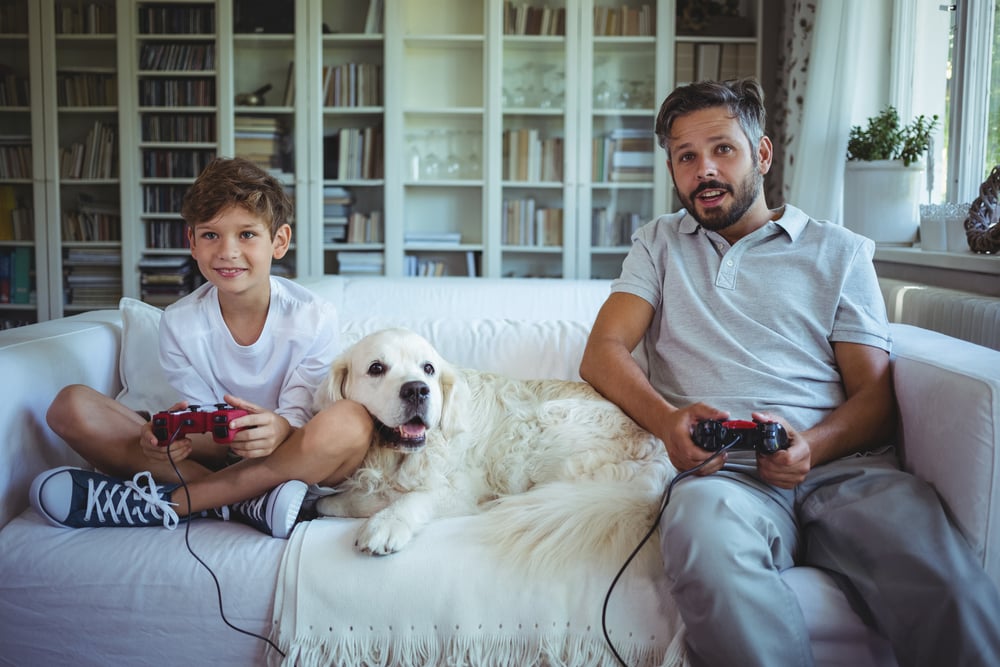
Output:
[[0, 246, 32, 305], [594, 4, 655, 37], [0, 2, 27, 33], [142, 185, 186, 214], [502, 198, 563, 246], [142, 114, 215, 143], [502, 129, 563, 182], [139, 43, 215, 73], [676, 42, 756, 86], [146, 219, 189, 250], [55, 2, 116, 35], [0, 186, 32, 241], [142, 148, 214, 179], [59, 121, 117, 180], [592, 207, 643, 247], [234, 116, 286, 172], [0, 139, 31, 179], [322, 62, 382, 108], [56, 70, 117, 107], [324, 127, 383, 181], [61, 198, 120, 243], [592, 128, 654, 183], [503, 3, 566, 36], [0, 73, 29, 107], [138, 6, 215, 36], [404, 251, 478, 278], [139, 79, 215, 107]]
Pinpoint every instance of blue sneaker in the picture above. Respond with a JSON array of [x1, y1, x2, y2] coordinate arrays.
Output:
[[227, 480, 307, 539], [30, 466, 180, 529]]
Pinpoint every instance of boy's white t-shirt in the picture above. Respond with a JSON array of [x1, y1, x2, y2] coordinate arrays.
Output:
[[158, 276, 341, 428]]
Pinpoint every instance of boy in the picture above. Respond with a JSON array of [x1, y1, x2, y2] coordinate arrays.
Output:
[[32, 157, 372, 538]]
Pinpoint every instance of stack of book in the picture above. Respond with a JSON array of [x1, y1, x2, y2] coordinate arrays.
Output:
[[336, 251, 384, 275], [234, 115, 285, 173], [139, 255, 198, 307], [63, 247, 121, 307], [322, 186, 353, 243], [594, 128, 653, 182]]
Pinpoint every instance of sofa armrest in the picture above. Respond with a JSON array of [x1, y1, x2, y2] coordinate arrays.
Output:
[[889, 323, 1000, 588], [0, 311, 123, 528]]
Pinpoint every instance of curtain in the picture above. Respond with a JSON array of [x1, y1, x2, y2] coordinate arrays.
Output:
[[773, 0, 872, 225]]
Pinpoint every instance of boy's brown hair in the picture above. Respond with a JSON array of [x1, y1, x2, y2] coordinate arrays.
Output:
[[180, 156, 293, 238]]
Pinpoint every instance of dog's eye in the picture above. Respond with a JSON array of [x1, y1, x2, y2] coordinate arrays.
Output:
[[367, 362, 385, 376], [423, 363, 435, 376]]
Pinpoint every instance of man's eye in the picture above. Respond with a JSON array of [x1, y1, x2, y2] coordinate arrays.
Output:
[[367, 362, 385, 376]]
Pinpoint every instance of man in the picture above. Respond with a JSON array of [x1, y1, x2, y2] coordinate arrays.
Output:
[[580, 78, 1000, 666]]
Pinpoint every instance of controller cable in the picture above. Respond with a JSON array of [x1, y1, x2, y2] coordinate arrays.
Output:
[[161, 429, 286, 659], [600, 437, 742, 667]]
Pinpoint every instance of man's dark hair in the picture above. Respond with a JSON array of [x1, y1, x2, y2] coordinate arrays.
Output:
[[654, 78, 766, 159]]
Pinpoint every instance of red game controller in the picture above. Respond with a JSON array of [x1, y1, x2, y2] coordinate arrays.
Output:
[[151, 404, 248, 445]]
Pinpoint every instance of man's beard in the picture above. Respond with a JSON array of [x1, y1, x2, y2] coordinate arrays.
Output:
[[677, 167, 763, 233]]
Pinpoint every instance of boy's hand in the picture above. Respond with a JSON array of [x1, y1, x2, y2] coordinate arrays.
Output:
[[140, 401, 193, 462], [222, 394, 293, 459]]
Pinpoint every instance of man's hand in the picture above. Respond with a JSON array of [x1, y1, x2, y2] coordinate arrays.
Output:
[[753, 411, 812, 489], [223, 394, 293, 459], [659, 402, 731, 475]]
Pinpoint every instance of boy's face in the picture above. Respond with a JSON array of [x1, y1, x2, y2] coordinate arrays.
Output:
[[187, 205, 290, 298]]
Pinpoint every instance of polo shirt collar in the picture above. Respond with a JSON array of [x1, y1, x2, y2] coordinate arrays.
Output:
[[679, 204, 810, 242]]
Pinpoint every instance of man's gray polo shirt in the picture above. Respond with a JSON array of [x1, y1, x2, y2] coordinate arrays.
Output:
[[611, 204, 891, 432]]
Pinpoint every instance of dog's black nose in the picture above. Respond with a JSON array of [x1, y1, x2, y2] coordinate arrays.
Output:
[[400, 381, 430, 405]]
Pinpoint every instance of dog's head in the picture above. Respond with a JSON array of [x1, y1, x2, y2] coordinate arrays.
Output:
[[314, 328, 467, 452]]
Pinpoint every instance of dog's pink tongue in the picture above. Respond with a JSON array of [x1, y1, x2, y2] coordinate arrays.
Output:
[[400, 423, 426, 438]]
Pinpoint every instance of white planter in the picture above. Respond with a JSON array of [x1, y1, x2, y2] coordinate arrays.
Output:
[[843, 160, 925, 245]]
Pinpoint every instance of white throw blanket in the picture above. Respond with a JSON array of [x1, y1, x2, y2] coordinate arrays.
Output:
[[268, 515, 686, 666]]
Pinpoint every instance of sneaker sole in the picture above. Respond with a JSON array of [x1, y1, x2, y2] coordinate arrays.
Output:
[[270, 480, 308, 539]]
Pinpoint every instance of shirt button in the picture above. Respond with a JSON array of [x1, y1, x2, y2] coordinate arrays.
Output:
[[726, 259, 734, 266]]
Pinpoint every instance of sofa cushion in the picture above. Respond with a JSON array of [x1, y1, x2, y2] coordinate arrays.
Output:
[[115, 297, 178, 413]]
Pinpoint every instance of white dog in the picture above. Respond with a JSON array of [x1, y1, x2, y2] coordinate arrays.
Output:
[[314, 328, 675, 570]]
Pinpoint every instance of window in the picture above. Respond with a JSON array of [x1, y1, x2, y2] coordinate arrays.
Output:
[[901, 0, 997, 204]]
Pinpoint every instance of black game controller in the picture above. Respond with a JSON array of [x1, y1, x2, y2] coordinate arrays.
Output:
[[692, 419, 789, 455]]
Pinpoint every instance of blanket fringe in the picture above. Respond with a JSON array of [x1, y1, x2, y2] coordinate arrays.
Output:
[[268, 629, 686, 667]]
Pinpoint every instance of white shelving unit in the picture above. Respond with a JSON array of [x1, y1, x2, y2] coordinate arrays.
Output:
[[5, 0, 762, 321]]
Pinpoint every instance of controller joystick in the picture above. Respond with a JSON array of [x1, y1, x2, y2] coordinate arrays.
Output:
[[692, 419, 789, 455], [152, 404, 249, 445]]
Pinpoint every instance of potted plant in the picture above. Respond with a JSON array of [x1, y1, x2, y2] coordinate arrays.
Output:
[[843, 106, 939, 245]]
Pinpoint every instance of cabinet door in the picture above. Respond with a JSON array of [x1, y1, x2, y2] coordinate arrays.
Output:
[[391, 0, 487, 278], [313, 0, 386, 278], [131, 0, 218, 307], [227, 0, 304, 279], [41, 0, 130, 317], [0, 0, 46, 325], [497, 0, 577, 279]]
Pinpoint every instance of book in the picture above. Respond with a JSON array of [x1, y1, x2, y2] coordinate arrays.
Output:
[[696, 43, 722, 82], [11, 245, 31, 304]]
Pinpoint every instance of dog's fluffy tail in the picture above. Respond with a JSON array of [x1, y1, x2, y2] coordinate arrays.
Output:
[[471, 462, 674, 577]]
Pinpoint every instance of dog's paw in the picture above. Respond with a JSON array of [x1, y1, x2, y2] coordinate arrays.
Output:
[[355, 514, 415, 556]]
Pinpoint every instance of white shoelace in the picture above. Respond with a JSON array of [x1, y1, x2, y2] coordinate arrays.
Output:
[[84, 471, 180, 530], [233, 492, 266, 523]]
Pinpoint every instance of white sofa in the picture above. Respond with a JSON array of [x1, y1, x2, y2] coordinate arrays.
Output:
[[1, 275, 999, 666]]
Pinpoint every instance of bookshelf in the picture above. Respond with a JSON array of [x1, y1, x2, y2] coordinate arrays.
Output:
[[7, 0, 761, 322], [0, 0, 44, 326]]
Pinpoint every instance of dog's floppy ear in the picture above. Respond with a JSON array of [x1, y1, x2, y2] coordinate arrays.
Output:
[[313, 353, 351, 412], [436, 359, 471, 437]]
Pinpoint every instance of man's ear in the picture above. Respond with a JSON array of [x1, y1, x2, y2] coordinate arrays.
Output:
[[272, 223, 292, 259], [757, 136, 773, 175]]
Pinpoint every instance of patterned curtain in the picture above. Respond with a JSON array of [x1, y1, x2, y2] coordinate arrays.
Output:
[[767, 0, 817, 208]]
